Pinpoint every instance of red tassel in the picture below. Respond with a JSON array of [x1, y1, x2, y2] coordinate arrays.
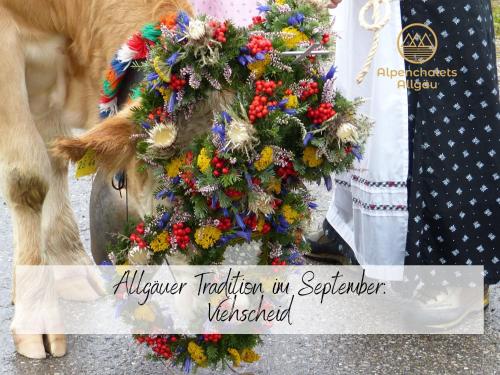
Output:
[[128, 33, 148, 59]]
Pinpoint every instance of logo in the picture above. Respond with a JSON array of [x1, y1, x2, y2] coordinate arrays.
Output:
[[397, 23, 438, 64]]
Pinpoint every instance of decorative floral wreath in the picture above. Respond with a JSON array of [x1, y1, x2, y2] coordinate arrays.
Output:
[[99, 0, 370, 372]]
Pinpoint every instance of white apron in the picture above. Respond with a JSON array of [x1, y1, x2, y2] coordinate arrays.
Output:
[[327, 1, 408, 280]]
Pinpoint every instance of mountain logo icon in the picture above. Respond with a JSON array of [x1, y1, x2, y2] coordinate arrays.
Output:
[[397, 23, 438, 64]]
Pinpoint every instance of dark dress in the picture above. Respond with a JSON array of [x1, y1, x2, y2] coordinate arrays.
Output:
[[401, 0, 500, 284]]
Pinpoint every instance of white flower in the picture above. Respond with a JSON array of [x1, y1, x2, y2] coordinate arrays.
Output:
[[188, 20, 206, 41], [147, 122, 177, 149], [248, 191, 275, 215], [225, 119, 257, 153], [336, 123, 359, 144], [128, 246, 151, 265]]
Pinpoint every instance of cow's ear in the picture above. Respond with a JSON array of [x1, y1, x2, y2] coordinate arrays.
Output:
[[52, 110, 137, 173]]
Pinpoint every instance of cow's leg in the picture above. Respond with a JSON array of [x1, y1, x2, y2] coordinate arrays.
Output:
[[0, 6, 50, 359]]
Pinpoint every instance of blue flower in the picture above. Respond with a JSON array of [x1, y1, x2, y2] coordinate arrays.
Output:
[[237, 55, 248, 66], [288, 12, 305, 26], [235, 213, 246, 230], [308, 202, 318, 209], [155, 190, 170, 200], [147, 72, 159, 81], [168, 91, 177, 113], [166, 51, 180, 67], [221, 111, 232, 124], [303, 132, 313, 146], [255, 52, 266, 61], [351, 145, 363, 161], [323, 65, 337, 81], [211, 195, 218, 209], [176, 11, 190, 32], [157, 212, 171, 230], [236, 231, 252, 242], [141, 121, 151, 130], [275, 215, 290, 234], [257, 5, 271, 13], [324, 174, 333, 191], [278, 98, 289, 108], [245, 172, 254, 187], [212, 123, 226, 142]]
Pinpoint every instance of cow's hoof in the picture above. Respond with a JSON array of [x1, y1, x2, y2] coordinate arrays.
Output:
[[43, 334, 66, 357], [13, 334, 46, 359]]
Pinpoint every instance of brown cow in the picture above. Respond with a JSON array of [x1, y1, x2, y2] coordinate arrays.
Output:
[[0, 0, 192, 359]]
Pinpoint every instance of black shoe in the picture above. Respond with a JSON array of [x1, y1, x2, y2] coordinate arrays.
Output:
[[305, 220, 357, 265]]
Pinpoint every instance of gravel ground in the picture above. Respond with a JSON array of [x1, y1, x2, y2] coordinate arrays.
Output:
[[0, 170, 499, 375]]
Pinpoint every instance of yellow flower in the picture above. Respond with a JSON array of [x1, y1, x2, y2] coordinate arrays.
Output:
[[302, 146, 323, 168], [227, 348, 241, 367], [166, 157, 184, 178], [284, 94, 299, 109], [282, 204, 300, 224], [241, 348, 260, 363], [150, 232, 170, 253], [281, 27, 309, 49], [188, 342, 208, 367], [256, 216, 265, 232], [194, 226, 222, 249], [275, 0, 286, 4], [153, 56, 171, 83], [133, 305, 155, 322], [254, 146, 274, 171], [267, 177, 282, 194], [248, 54, 271, 78], [158, 86, 172, 103], [197, 148, 211, 173]]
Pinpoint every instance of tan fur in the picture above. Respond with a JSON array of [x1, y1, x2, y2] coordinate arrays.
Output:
[[0, 0, 192, 359]]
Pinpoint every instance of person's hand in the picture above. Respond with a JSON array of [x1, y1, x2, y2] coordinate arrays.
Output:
[[328, 0, 342, 8]]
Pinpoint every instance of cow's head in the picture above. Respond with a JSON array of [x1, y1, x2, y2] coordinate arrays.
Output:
[[52, 92, 234, 262]]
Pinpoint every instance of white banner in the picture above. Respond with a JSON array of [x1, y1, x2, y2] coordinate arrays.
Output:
[[13, 265, 484, 334]]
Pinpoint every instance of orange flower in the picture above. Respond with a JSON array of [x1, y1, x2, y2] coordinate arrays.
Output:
[[159, 12, 178, 30]]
